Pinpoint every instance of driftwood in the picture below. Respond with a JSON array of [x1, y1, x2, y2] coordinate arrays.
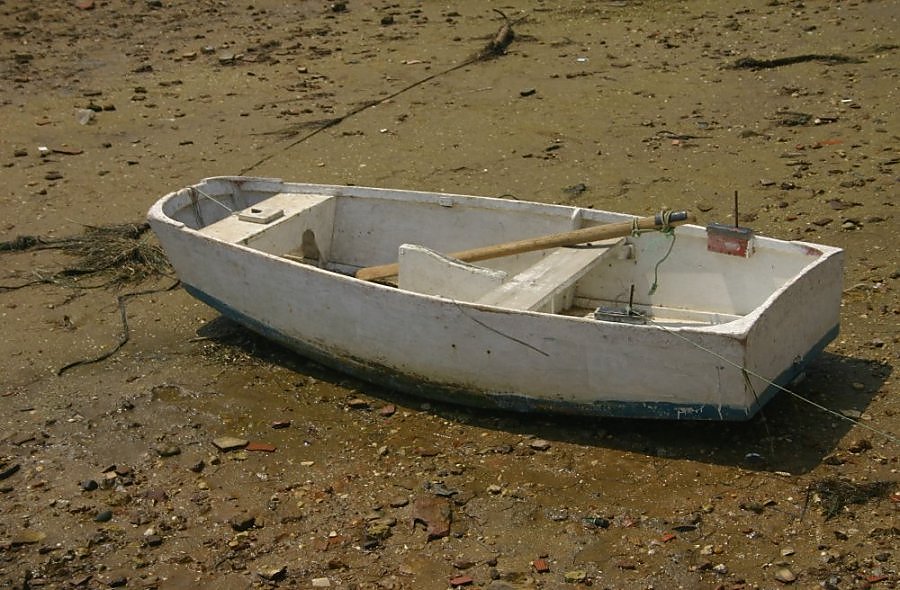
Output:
[[731, 54, 863, 70], [241, 12, 525, 174]]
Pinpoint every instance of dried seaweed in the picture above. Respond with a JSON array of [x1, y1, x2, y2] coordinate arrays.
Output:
[[0, 222, 171, 289], [806, 477, 896, 520]]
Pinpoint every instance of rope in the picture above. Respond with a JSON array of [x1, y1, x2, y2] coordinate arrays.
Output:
[[194, 187, 234, 213], [651, 322, 898, 445], [631, 209, 677, 295]]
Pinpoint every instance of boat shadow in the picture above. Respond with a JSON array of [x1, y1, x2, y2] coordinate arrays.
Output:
[[197, 317, 891, 476]]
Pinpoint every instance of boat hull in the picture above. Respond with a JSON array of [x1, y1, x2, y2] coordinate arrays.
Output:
[[149, 177, 843, 420]]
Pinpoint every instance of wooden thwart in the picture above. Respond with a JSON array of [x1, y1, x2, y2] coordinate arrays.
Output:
[[355, 211, 692, 281], [477, 239, 623, 312]]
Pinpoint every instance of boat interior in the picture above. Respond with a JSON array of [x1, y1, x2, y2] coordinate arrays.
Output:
[[164, 179, 824, 328]]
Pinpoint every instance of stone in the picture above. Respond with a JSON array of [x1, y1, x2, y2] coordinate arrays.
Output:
[[230, 514, 255, 531], [156, 444, 181, 457], [311, 577, 331, 587], [412, 495, 451, 540], [257, 565, 287, 581], [564, 570, 587, 583], [529, 439, 551, 451], [246, 441, 277, 452], [212, 436, 248, 451], [12, 530, 46, 545], [774, 566, 796, 583]]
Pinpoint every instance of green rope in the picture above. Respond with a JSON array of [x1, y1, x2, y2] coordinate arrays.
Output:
[[648, 231, 676, 295], [636, 209, 675, 296]]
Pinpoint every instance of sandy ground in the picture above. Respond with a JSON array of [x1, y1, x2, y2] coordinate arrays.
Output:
[[1, 1, 898, 589]]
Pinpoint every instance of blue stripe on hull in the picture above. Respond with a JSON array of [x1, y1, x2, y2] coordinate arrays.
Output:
[[184, 284, 838, 421]]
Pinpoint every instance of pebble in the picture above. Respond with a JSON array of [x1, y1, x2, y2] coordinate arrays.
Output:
[[144, 534, 163, 547], [156, 444, 181, 457], [311, 577, 331, 587], [347, 398, 369, 409], [774, 566, 796, 583], [212, 436, 248, 451], [12, 530, 46, 545], [564, 570, 588, 583], [389, 496, 409, 508], [94, 510, 113, 522], [257, 565, 287, 581], [230, 514, 256, 531], [449, 575, 474, 587], [529, 439, 551, 451], [246, 441, 277, 452]]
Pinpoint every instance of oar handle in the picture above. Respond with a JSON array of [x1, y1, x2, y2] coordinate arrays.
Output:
[[355, 211, 693, 282]]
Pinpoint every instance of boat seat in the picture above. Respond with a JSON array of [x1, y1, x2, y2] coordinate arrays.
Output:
[[477, 238, 624, 313], [398, 244, 508, 300]]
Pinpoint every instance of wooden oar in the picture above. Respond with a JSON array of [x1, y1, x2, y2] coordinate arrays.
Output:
[[355, 210, 693, 282]]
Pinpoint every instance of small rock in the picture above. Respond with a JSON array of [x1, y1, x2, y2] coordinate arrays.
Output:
[[366, 519, 394, 540], [45, 171, 64, 181], [847, 438, 872, 453], [12, 530, 46, 545], [230, 514, 256, 532], [449, 575, 474, 587], [712, 563, 728, 575], [156, 444, 181, 457], [564, 570, 588, 583], [519, 88, 537, 97], [212, 436, 248, 451], [13, 148, 27, 157], [582, 515, 610, 528], [389, 496, 409, 508], [188, 459, 205, 473], [311, 577, 331, 588], [271, 420, 291, 429], [246, 441, 277, 452], [529, 439, 551, 451], [347, 398, 369, 409], [774, 566, 796, 583], [257, 565, 287, 581], [781, 547, 796, 557], [94, 510, 113, 523], [144, 534, 163, 547], [412, 495, 451, 540], [379, 404, 396, 417], [380, 15, 395, 25], [486, 484, 503, 495], [80, 479, 98, 491]]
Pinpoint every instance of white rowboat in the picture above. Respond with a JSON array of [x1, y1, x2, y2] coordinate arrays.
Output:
[[148, 176, 843, 420]]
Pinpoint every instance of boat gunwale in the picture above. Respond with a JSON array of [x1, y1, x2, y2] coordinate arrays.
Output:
[[148, 176, 844, 337]]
